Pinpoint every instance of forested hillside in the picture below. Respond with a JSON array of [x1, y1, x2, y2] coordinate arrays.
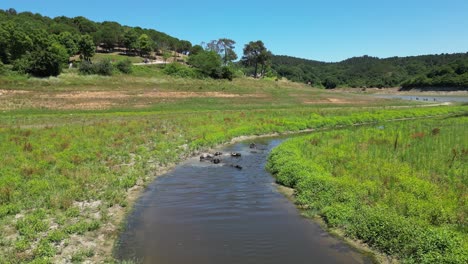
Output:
[[272, 53, 468, 90], [0, 8, 192, 76]]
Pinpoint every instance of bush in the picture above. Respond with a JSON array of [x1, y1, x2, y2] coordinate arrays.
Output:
[[78, 60, 94, 75], [163, 63, 197, 78], [12, 50, 64, 77], [188, 50, 222, 78], [116, 59, 133, 74], [93, 59, 113, 76], [221, 66, 234, 81], [323, 77, 338, 89], [78, 59, 113, 76]]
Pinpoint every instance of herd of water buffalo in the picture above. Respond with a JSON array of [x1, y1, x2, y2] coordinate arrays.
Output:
[[199, 143, 258, 169]]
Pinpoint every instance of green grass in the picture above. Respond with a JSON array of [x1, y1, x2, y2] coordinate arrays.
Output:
[[92, 53, 144, 64], [1, 66, 467, 262], [267, 116, 468, 263], [0, 102, 466, 262]]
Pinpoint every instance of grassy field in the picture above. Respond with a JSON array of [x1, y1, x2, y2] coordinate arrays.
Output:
[[91, 53, 145, 64], [267, 116, 467, 263], [0, 65, 467, 263]]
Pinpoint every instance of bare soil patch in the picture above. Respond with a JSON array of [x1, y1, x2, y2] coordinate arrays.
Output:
[[0, 90, 266, 110], [303, 97, 374, 105]]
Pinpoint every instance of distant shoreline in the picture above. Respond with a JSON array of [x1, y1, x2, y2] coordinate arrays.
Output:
[[331, 87, 468, 96]]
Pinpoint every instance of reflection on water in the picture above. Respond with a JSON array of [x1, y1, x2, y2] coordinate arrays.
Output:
[[116, 137, 372, 264]]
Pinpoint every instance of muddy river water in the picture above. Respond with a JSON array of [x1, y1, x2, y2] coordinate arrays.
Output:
[[116, 137, 372, 264]]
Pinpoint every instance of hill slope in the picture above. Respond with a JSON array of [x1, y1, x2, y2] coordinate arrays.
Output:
[[271, 53, 468, 90]]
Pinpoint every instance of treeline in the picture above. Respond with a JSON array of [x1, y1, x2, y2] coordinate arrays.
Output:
[[164, 39, 273, 81], [272, 53, 468, 90], [0, 8, 192, 76], [401, 60, 468, 90]]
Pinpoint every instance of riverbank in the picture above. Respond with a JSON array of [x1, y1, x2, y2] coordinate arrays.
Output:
[[1, 69, 466, 262], [332, 87, 468, 96], [267, 116, 468, 263]]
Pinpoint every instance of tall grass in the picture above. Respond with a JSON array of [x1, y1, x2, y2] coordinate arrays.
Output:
[[267, 116, 468, 263]]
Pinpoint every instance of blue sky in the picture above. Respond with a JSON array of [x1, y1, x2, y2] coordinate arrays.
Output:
[[2, 0, 468, 62]]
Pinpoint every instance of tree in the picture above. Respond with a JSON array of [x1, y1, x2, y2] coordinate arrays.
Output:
[[205, 40, 222, 54], [218, 38, 237, 65], [0, 22, 33, 63], [204, 39, 237, 65], [123, 29, 139, 54], [57, 31, 79, 57], [242, 40, 269, 78], [96, 21, 123, 51], [176, 40, 192, 55], [323, 77, 338, 89], [258, 50, 272, 76], [189, 45, 203, 56], [16, 42, 68, 77], [78, 34, 95, 61], [7, 8, 17, 15], [137, 34, 154, 56], [188, 50, 222, 78], [73, 16, 97, 34]]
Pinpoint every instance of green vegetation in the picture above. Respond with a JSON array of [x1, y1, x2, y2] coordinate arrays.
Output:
[[272, 54, 468, 90], [2, 7, 466, 89], [241, 40, 273, 78], [1, 6, 467, 264], [267, 116, 468, 263], [0, 95, 466, 262], [402, 60, 468, 90], [0, 9, 192, 77]]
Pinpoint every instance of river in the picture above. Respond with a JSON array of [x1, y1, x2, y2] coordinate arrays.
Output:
[[116, 136, 372, 264]]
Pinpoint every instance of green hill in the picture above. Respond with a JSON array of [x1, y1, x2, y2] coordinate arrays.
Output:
[[271, 53, 468, 90]]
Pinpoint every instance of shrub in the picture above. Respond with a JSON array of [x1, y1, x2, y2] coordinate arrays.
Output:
[[163, 63, 197, 78], [79, 59, 113, 76], [78, 60, 95, 75], [221, 66, 234, 81], [93, 59, 113, 76], [116, 59, 133, 74], [323, 77, 338, 89], [11, 43, 67, 77], [188, 50, 222, 78]]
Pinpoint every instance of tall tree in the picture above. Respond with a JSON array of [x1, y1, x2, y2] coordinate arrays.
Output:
[[189, 45, 204, 56], [0, 22, 33, 63], [258, 50, 272, 76], [123, 29, 139, 54], [242, 40, 269, 78], [72, 16, 97, 34], [205, 40, 222, 54], [218, 38, 237, 65], [205, 39, 237, 65], [57, 31, 79, 57], [96, 21, 123, 51], [78, 34, 95, 61], [137, 34, 154, 56], [176, 40, 192, 55]]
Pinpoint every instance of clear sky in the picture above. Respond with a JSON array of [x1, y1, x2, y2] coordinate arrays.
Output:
[[2, 0, 468, 62]]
